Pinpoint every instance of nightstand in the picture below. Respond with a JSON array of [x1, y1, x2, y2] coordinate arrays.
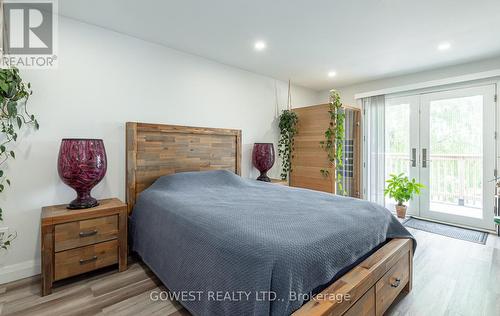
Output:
[[270, 178, 289, 186], [40, 198, 127, 296]]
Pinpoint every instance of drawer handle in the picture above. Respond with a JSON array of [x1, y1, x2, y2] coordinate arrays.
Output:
[[79, 229, 98, 237], [390, 278, 401, 288], [79, 256, 98, 264]]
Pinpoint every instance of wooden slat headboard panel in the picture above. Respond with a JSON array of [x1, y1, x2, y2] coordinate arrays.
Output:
[[126, 122, 242, 213]]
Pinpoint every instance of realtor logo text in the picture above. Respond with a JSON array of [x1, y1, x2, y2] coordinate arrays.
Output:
[[1, 0, 58, 68]]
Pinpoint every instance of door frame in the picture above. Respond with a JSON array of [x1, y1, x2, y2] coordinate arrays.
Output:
[[418, 84, 496, 230], [384, 83, 497, 230]]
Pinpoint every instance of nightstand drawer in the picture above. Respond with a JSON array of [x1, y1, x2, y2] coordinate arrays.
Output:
[[54, 215, 118, 252], [54, 240, 118, 281]]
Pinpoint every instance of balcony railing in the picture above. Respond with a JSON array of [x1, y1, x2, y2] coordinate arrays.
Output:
[[386, 153, 482, 208]]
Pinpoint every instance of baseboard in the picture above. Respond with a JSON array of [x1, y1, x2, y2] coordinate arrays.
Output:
[[0, 259, 40, 284]]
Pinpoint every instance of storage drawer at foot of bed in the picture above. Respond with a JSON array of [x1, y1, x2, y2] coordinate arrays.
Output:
[[375, 252, 410, 315], [343, 287, 375, 316]]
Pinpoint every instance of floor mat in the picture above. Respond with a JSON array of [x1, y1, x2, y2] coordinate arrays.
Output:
[[403, 217, 488, 244]]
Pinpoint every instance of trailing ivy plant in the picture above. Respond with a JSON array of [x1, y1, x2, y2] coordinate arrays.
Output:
[[278, 109, 298, 180], [320, 90, 346, 194], [0, 67, 38, 250]]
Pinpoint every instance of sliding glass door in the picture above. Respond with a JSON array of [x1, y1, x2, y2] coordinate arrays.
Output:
[[385, 84, 496, 230]]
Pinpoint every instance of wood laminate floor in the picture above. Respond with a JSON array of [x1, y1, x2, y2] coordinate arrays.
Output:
[[1, 228, 499, 316]]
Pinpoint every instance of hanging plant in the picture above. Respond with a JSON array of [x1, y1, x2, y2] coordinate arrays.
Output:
[[278, 109, 298, 180], [0, 67, 38, 249], [320, 90, 346, 194]]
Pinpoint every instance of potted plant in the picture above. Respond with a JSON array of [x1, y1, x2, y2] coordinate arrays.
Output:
[[384, 173, 424, 218]]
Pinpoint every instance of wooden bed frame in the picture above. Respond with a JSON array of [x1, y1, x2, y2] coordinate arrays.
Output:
[[126, 122, 413, 316]]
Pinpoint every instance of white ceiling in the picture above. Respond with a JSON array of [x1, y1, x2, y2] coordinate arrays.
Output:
[[59, 0, 500, 91]]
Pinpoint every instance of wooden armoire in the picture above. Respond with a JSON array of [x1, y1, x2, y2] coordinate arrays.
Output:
[[290, 104, 361, 197]]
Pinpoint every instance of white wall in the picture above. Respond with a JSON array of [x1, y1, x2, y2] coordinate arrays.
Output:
[[0, 17, 320, 283], [319, 56, 500, 106]]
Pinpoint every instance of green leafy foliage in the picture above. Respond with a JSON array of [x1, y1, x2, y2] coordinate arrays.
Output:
[[320, 90, 346, 195], [0, 231, 17, 250], [278, 110, 298, 180], [0, 67, 38, 250], [384, 173, 425, 206]]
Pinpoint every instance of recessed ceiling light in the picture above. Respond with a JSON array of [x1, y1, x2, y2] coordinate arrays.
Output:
[[328, 71, 337, 78], [438, 42, 451, 51], [254, 41, 266, 51]]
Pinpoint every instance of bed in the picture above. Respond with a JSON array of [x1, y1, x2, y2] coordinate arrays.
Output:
[[126, 122, 415, 316]]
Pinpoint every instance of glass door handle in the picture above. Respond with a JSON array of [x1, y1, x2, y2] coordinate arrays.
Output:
[[422, 148, 428, 168], [410, 148, 417, 167]]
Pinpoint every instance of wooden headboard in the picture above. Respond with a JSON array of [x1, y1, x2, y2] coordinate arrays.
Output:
[[126, 122, 242, 213]]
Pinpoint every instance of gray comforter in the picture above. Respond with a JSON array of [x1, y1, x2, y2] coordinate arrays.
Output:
[[130, 170, 414, 316]]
